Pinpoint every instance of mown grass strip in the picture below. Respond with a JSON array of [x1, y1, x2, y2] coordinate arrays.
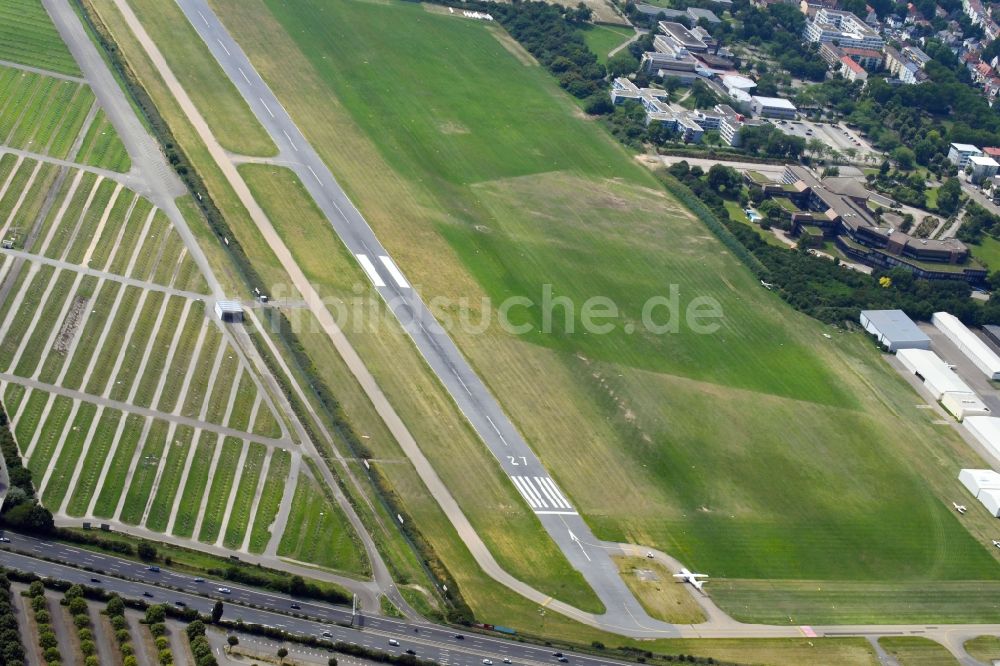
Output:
[[247, 448, 291, 554], [222, 442, 267, 549], [171, 432, 216, 538], [118, 419, 169, 524], [41, 401, 98, 509], [197, 437, 242, 543], [65, 408, 123, 516], [91, 414, 146, 518], [145, 425, 195, 532]]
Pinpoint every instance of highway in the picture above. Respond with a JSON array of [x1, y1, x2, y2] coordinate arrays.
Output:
[[0, 534, 630, 666], [168, 0, 674, 636]]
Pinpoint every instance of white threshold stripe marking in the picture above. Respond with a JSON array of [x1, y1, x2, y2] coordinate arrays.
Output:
[[537, 476, 572, 509], [534, 476, 566, 508], [378, 255, 410, 289], [509, 476, 538, 508], [535, 510, 579, 515], [217, 38, 231, 56], [259, 98, 274, 118], [355, 254, 385, 287], [511, 476, 548, 509]]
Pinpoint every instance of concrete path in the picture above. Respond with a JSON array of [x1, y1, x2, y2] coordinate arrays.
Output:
[[0, 58, 87, 84], [0, 145, 141, 192], [607, 28, 641, 59]]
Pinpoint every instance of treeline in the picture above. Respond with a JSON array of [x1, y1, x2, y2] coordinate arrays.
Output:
[[0, 572, 25, 665], [666, 162, 997, 324], [0, 402, 54, 534]]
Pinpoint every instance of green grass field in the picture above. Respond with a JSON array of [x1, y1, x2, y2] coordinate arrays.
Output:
[[197, 437, 242, 543], [580, 24, 633, 63], [211, 0, 1000, 623], [221, 442, 266, 549], [0, 65, 94, 159], [878, 637, 958, 665], [40, 401, 98, 509], [74, 109, 131, 172], [65, 409, 123, 516], [247, 448, 291, 553], [171, 432, 216, 539], [92, 415, 146, 518], [964, 635, 1000, 663], [277, 472, 367, 575], [145, 427, 196, 532], [0, 0, 80, 76], [119, 419, 170, 524], [971, 235, 1000, 272]]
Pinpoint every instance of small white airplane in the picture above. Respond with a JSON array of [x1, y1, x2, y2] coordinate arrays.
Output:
[[760, 280, 774, 290], [953, 502, 968, 514], [992, 540, 1000, 548], [673, 568, 709, 591]]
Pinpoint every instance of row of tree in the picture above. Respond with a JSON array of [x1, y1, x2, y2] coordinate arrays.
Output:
[[63, 584, 99, 665], [0, 572, 25, 664], [28, 580, 61, 665]]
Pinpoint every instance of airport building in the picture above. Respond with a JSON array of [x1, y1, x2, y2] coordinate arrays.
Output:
[[960, 467, 1000, 516], [896, 348, 990, 419], [965, 419, 1000, 466], [932, 311, 1000, 380], [214, 300, 243, 323], [859, 309, 931, 351]]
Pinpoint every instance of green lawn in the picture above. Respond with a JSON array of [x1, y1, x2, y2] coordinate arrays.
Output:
[[247, 448, 291, 553], [964, 635, 1000, 663], [878, 637, 958, 665], [0, 0, 80, 75], [221, 442, 267, 549], [40, 401, 98, 509], [92, 415, 146, 518], [277, 471, 367, 576], [65, 409, 123, 516], [580, 24, 633, 64], [971, 235, 1000, 272], [145, 427, 196, 532], [74, 109, 131, 172], [119, 419, 170, 524], [171, 432, 216, 539], [0, 65, 94, 159], [197, 437, 242, 543], [212, 0, 1000, 623]]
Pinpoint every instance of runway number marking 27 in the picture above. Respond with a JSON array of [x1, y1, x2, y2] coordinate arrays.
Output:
[[507, 456, 527, 466]]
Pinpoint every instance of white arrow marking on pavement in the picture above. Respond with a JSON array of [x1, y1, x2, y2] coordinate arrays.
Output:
[[568, 529, 591, 561]]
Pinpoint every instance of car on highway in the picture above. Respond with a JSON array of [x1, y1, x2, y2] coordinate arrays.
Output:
[[142, 591, 153, 598], [405, 649, 416, 655], [193, 577, 205, 583], [321, 631, 332, 638], [217, 587, 231, 594], [90, 578, 100, 583], [388, 639, 400, 646], [0, 537, 10, 543], [483, 660, 494, 665], [455, 634, 465, 640], [147, 566, 160, 572], [174, 600, 186, 607], [557, 659, 569, 663], [503, 660, 512, 664], [290, 603, 300, 609]]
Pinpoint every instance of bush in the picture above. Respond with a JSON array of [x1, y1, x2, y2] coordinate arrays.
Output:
[[155, 636, 169, 650], [80, 639, 96, 656], [150, 622, 166, 637], [106, 596, 125, 617]]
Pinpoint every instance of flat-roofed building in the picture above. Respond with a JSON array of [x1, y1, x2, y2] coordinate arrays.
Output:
[[658, 21, 709, 52], [686, 6, 721, 23], [969, 154, 1000, 183], [750, 95, 797, 118], [859, 309, 931, 351], [949, 142, 983, 167], [804, 8, 885, 49]]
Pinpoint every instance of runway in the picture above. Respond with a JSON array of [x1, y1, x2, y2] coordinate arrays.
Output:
[[169, 0, 677, 636]]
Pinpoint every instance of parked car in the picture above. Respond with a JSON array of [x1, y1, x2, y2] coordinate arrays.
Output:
[[217, 587, 231, 594]]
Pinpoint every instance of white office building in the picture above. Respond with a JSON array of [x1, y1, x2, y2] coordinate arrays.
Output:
[[969, 155, 1000, 183], [948, 142, 983, 168], [750, 95, 797, 119], [804, 8, 885, 50]]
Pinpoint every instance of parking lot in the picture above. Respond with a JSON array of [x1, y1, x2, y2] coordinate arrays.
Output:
[[763, 118, 881, 162]]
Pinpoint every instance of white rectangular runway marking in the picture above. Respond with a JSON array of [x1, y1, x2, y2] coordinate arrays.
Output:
[[259, 98, 274, 118], [378, 255, 410, 289], [511, 475, 547, 509], [282, 130, 298, 151], [216, 38, 231, 56], [198, 10, 209, 25], [355, 254, 385, 287], [307, 165, 323, 187], [536, 476, 572, 509], [239, 67, 250, 84]]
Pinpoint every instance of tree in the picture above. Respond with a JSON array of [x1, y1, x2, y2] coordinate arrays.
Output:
[[606, 51, 639, 78], [893, 146, 916, 171], [144, 604, 166, 625], [185, 620, 206, 640], [106, 596, 125, 617], [227, 635, 238, 652], [2, 502, 53, 533], [328, 658, 339, 666], [64, 585, 84, 600], [937, 177, 962, 215], [277, 647, 288, 664], [68, 597, 88, 616], [211, 600, 224, 623], [706, 164, 741, 198], [137, 542, 157, 561]]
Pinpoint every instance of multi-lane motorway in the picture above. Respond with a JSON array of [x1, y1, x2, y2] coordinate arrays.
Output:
[[0, 533, 626, 666]]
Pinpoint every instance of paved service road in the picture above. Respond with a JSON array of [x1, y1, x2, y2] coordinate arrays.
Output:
[[170, 0, 675, 636], [0, 536, 632, 666]]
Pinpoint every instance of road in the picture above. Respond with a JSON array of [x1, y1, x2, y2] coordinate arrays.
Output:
[[0, 537, 633, 666], [168, 0, 673, 636]]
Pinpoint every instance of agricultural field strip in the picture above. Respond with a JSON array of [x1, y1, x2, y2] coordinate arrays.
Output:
[[213, 440, 250, 547], [264, 451, 301, 558], [0, 59, 86, 85], [1, 248, 207, 300], [0, 146, 138, 191], [139, 419, 180, 525], [165, 341, 229, 534], [34, 397, 85, 497], [0, 373, 285, 448], [239, 446, 274, 552], [111, 414, 155, 521], [0, 159, 45, 239], [190, 433, 225, 539], [5, 175, 116, 376], [163, 425, 202, 534], [0, 155, 25, 209]]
